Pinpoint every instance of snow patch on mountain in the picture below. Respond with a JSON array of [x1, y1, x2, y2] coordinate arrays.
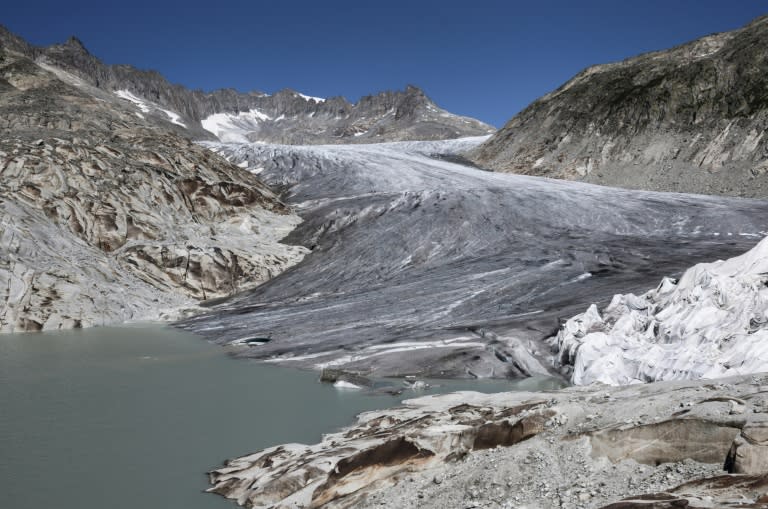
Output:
[[161, 109, 186, 127], [553, 236, 768, 385], [201, 109, 273, 143], [296, 92, 325, 103], [114, 90, 186, 127], [115, 89, 150, 113]]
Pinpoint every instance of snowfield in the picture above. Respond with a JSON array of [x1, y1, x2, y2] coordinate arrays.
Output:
[[201, 109, 273, 143]]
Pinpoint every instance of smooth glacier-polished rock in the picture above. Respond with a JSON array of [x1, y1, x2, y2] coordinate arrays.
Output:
[[208, 374, 768, 509], [0, 47, 307, 331]]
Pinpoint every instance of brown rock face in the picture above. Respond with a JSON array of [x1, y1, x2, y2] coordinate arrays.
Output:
[[207, 394, 553, 508], [207, 375, 768, 509]]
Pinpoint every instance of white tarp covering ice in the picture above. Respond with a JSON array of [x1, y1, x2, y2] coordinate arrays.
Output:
[[554, 236, 768, 385]]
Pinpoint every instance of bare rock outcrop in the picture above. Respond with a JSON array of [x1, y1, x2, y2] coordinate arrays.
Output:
[[603, 474, 768, 508], [0, 46, 307, 332], [208, 374, 768, 509], [209, 392, 554, 508], [727, 414, 768, 475]]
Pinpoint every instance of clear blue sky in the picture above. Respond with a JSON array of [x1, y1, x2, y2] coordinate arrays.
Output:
[[3, 1, 767, 127]]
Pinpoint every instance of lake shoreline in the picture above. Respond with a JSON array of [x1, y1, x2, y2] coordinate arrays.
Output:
[[209, 372, 768, 509], [0, 325, 560, 509]]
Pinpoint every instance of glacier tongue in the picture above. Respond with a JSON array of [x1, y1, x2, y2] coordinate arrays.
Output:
[[179, 136, 768, 379], [554, 236, 768, 385]]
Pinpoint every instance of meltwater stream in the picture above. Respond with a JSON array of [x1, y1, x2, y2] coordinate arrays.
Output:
[[0, 325, 561, 509]]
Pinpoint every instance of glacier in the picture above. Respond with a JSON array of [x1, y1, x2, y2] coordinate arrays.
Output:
[[177, 137, 768, 379]]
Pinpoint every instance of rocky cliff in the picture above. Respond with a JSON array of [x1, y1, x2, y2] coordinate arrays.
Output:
[[0, 44, 306, 332], [0, 26, 494, 144], [208, 373, 768, 508], [469, 15, 768, 198]]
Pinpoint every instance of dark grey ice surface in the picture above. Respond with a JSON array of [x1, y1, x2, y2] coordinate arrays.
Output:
[[177, 138, 768, 379]]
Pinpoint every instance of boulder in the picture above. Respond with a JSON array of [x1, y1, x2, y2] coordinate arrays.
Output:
[[726, 414, 768, 474]]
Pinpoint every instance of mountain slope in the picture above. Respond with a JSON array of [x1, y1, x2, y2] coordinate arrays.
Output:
[[0, 27, 494, 144], [0, 43, 306, 332], [469, 15, 768, 198]]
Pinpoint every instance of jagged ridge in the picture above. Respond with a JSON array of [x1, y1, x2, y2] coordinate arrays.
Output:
[[0, 26, 494, 144]]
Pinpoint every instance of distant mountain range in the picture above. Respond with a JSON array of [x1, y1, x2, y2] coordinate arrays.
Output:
[[0, 26, 494, 144], [469, 15, 768, 198]]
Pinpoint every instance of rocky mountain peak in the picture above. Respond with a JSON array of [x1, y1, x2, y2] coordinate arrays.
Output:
[[0, 25, 36, 56], [63, 35, 89, 53], [404, 83, 425, 96]]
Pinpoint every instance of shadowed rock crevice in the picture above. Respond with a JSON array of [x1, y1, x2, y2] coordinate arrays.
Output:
[[473, 411, 553, 450], [311, 438, 436, 507]]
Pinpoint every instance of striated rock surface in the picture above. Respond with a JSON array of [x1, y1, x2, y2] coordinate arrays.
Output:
[[210, 392, 554, 508], [469, 15, 768, 198], [0, 26, 494, 144], [208, 373, 768, 508], [553, 235, 768, 386], [0, 45, 306, 332], [604, 474, 768, 508]]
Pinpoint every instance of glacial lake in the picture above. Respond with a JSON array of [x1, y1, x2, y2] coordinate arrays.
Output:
[[0, 325, 563, 509]]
